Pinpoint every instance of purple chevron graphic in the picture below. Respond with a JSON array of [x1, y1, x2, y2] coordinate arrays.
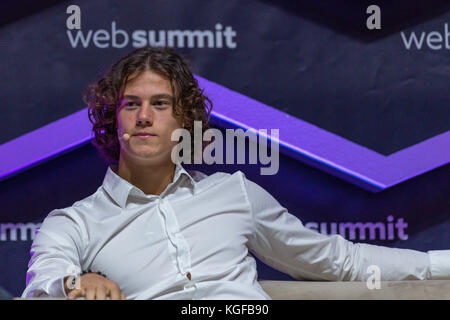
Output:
[[0, 75, 449, 192]]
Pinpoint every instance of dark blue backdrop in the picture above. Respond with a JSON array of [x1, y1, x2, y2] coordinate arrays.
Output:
[[0, 0, 449, 297]]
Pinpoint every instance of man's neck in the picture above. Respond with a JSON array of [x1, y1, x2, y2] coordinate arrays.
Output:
[[114, 158, 176, 196]]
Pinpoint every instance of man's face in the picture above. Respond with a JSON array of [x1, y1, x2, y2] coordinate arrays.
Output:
[[117, 70, 183, 165]]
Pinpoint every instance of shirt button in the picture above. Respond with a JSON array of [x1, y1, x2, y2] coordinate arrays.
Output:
[[186, 272, 192, 280]]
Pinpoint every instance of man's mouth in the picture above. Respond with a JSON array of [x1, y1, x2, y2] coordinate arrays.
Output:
[[135, 134, 155, 139]]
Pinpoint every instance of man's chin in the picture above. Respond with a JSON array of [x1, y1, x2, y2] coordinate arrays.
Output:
[[122, 151, 173, 166]]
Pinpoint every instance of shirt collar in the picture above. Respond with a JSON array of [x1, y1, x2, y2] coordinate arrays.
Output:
[[102, 163, 196, 209]]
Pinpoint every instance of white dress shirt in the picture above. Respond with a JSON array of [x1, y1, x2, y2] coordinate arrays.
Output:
[[22, 164, 450, 299]]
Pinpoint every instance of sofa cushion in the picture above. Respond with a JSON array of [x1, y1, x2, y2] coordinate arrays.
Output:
[[258, 280, 450, 300]]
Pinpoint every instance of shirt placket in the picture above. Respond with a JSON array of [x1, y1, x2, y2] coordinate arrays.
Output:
[[158, 198, 193, 282]]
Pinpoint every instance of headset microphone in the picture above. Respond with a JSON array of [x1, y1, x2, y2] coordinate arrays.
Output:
[[118, 129, 130, 141]]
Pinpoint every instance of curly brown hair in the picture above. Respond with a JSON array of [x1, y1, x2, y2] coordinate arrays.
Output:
[[84, 46, 213, 165]]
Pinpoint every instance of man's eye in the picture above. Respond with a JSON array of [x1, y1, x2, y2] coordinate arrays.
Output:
[[126, 102, 138, 107], [154, 100, 168, 107]]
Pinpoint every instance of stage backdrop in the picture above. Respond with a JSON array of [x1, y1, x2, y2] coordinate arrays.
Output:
[[0, 0, 449, 297]]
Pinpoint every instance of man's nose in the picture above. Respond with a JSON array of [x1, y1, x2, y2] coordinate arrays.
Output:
[[136, 106, 153, 126]]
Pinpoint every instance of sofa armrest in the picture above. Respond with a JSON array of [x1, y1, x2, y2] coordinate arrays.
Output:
[[258, 280, 450, 300]]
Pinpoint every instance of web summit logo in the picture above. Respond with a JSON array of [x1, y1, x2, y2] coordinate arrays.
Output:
[[66, 5, 237, 49], [305, 215, 409, 241], [0, 223, 41, 241], [401, 23, 450, 50]]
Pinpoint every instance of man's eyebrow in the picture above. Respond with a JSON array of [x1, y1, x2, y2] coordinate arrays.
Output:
[[122, 94, 173, 100]]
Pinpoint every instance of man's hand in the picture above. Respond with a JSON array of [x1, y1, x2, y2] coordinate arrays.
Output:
[[64, 273, 126, 300]]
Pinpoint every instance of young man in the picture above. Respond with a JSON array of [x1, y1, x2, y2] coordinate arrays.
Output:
[[22, 47, 449, 300]]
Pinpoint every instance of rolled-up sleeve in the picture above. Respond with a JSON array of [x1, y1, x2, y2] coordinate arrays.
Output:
[[21, 208, 86, 298], [242, 175, 446, 281]]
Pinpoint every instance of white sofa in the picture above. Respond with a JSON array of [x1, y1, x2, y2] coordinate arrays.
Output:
[[258, 280, 450, 299]]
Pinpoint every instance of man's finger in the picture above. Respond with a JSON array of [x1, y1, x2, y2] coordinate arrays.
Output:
[[67, 288, 83, 300], [109, 287, 121, 300], [85, 286, 96, 300], [96, 286, 107, 300]]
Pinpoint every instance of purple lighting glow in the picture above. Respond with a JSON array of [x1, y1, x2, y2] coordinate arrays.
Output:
[[0, 76, 449, 192]]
